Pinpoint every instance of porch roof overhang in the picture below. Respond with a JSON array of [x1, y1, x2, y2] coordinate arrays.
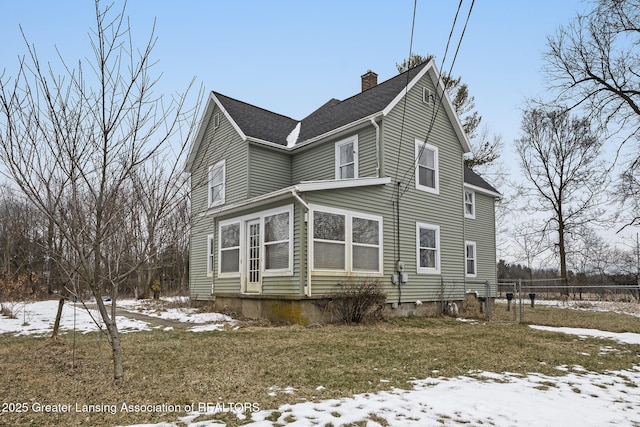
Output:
[[198, 177, 392, 218]]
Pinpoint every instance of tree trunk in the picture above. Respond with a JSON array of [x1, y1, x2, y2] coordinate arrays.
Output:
[[51, 297, 65, 339], [558, 219, 569, 296], [94, 294, 124, 383]]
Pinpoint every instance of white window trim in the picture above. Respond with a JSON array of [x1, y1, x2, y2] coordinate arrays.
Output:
[[351, 213, 383, 273], [422, 87, 432, 105], [207, 234, 215, 277], [464, 189, 475, 219], [415, 139, 439, 194], [218, 219, 241, 278], [261, 205, 294, 277], [309, 204, 383, 276], [208, 160, 226, 208], [217, 205, 294, 279], [416, 222, 441, 275], [213, 113, 220, 129], [465, 241, 477, 278], [335, 135, 359, 180]]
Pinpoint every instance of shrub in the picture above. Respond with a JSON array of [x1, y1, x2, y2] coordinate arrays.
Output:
[[330, 277, 387, 324]]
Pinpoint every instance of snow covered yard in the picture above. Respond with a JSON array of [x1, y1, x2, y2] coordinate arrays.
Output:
[[1, 298, 639, 426], [0, 297, 233, 336]]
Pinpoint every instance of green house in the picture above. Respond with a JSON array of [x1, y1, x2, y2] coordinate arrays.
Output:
[[184, 60, 500, 323]]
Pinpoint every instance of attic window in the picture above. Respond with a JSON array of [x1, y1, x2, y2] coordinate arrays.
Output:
[[213, 113, 220, 129], [422, 87, 432, 105]]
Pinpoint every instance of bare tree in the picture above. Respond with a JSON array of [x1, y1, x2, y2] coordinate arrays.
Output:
[[0, 1, 199, 383], [545, 0, 640, 227], [516, 107, 609, 293]]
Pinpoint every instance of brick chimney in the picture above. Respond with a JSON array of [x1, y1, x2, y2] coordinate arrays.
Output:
[[361, 70, 378, 92]]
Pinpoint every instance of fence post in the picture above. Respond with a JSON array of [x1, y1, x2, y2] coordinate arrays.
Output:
[[518, 279, 524, 323]]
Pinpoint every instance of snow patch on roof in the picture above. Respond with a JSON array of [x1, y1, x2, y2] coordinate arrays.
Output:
[[286, 122, 301, 148]]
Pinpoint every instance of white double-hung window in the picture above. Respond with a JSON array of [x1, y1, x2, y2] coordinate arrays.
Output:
[[335, 136, 358, 179], [311, 205, 382, 274], [465, 241, 477, 277], [415, 139, 438, 194], [207, 234, 215, 276], [264, 211, 291, 272], [416, 222, 440, 274], [219, 221, 240, 275], [464, 189, 475, 219], [208, 160, 225, 207]]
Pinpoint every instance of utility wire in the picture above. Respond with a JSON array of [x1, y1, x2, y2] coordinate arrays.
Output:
[[392, 0, 418, 265], [398, 0, 475, 198]]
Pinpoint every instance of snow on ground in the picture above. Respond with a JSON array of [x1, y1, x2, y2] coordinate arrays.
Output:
[[0, 298, 232, 336], [118, 297, 233, 324], [3, 299, 640, 426], [121, 324, 640, 427], [0, 300, 152, 336]]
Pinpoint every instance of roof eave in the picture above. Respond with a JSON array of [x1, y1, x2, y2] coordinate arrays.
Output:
[[464, 182, 502, 199], [198, 177, 392, 217]]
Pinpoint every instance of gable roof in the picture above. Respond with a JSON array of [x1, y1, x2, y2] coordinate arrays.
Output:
[[185, 60, 471, 170], [213, 92, 298, 145]]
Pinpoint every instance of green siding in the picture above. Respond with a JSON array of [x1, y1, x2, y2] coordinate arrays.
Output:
[[380, 72, 468, 302], [291, 126, 378, 183], [303, 185, 392, 296], [190, 106, 248, 217], [248, 144, 292, 197], [464, 190, 497, 283], [189, 215, 215, 300], [190, 199, 304, 299]]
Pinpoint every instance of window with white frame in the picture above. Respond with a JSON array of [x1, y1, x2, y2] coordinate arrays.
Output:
[[416, 223, 440, 274], [213, 113, 220, 129], [464, 189, 475, 219], [208, 160, 225, 207], [422, 87, 432, 105], [415, 140, 439, 194], [335, 136, 358, 179], [351, 216, 381, 272], [219, 221, 240, 274], [465, 241, 477, 277], [217, 206, 293, 277], [207, 234, 215, 276], [311, 206, 382, 273], [313, 211, 346, 270], [264, 211, 291, 271]]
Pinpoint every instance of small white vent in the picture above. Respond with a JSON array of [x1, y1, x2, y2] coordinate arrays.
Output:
[[213, 113, 220, 129], [422, 87, 432, 105]]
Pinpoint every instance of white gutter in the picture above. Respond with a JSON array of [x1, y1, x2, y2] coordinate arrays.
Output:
[[464, 183, 502, 199], [370, 118, 380, 178]]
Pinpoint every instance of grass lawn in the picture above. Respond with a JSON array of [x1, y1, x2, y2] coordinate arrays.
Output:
[[1, 306, 639, 426]]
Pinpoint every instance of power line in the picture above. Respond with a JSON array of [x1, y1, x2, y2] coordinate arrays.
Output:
[[392, 0, 418, 265], [398, 0, 475, 198]]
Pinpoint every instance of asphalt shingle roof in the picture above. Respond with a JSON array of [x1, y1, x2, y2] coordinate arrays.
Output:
[[213, 92, 298, 145], [213, 62, 430, 146], [464, 166, 500, 194], [212, 62, 498, 194]]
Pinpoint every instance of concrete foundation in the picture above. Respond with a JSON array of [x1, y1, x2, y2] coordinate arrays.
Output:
[[194, 293, 459, 325]]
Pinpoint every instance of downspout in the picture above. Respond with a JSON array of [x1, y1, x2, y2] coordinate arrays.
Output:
[[371, 118, 380, 178], [291, 189, 312, 297]]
